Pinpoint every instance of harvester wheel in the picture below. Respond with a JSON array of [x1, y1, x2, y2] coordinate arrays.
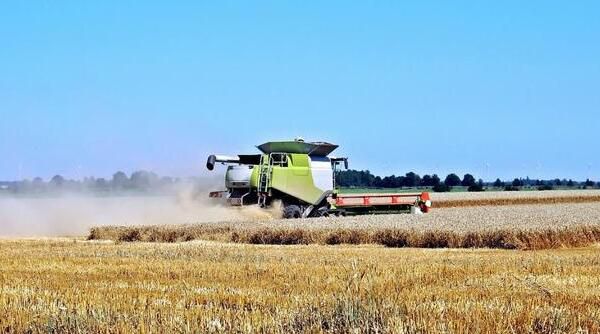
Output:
[[313, 207, 330, 218], [283, 205, 302, 219]]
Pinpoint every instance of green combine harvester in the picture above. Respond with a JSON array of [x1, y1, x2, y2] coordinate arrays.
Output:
[[207, 138, 431, 218]]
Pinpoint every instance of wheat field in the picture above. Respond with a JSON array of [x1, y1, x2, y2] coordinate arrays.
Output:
[[90, 203, 600, 250], [1, 239, 599, 333], [4, 192, 600, 332]]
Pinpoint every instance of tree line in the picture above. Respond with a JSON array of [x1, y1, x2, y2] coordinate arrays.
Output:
[[335, 170, 599, 192], [1, 169, 598, 195], [0, 171, 185, 195]]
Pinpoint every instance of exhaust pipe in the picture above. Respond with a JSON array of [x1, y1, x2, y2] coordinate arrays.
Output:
[[206, 155, 241, 170]]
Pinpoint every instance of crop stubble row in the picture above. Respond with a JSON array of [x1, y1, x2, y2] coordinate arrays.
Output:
[[89, 202, 600, 249], [3, 240, 600, 332]]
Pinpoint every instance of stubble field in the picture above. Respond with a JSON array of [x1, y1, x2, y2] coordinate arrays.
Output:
[[90, 202, 600, 250], [2, 190, 600, 333], [1, 240, 600, 333]]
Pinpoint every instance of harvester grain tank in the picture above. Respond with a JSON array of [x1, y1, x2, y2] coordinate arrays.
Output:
[[206, 138, 431, 218]]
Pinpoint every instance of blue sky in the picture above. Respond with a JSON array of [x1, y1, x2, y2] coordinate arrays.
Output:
[[1, 1, 599, 181]]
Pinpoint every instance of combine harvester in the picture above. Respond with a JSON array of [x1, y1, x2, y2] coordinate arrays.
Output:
[[207, 138, 432, 218]]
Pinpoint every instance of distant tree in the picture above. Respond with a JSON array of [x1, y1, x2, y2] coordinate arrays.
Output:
[[468, 179, 485, 192], [389, 175, 399, 188], [112, 171, 129, 189], [395, 176, 404, 188], [32, 177, 45, 191], [383, 176, 394, 188], [50, 175, 65, 187], [461, 174, 476, 187], [512, 178, 523, 187], [95, 178, 109, 191], [554, 179, 562, 186], [360, 170, 375, 187], [414, 173, 422, 187], [493, 178, 504, 188], [404, 172, 419, 188], [444, 174, 461, 187], [130, 170, 159, 190], [16, 179, 32, 193], [335, 170, 349, 187], [421, 175, 433, 187], [336, 170, 377, 188], [431, 174, 441, 187], [372, 176, 383, 187], [567, 179, 575, 187], [584, 179, 595, 187]]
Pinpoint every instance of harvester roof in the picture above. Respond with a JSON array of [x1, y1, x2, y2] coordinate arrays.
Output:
[[257, 140, 338, 156]]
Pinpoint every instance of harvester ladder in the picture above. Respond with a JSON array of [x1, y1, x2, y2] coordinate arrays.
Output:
[[257, 153, 287, 207], [257, 155, 271, 206], [257, 155, 270, 193]]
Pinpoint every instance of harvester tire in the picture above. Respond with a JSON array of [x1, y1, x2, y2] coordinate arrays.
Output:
[[283, 205, 302, 219], [313, 207, 330, 217]]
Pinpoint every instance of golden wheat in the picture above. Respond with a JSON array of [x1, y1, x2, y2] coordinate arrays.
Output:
[[89, 203, 600, 250], [1, 240, 599, 333]]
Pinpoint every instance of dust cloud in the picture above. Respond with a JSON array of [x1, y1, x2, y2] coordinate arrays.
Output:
[[0, 184, 282, 237]]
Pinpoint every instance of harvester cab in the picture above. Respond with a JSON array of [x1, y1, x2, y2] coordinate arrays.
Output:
[[206, 139, 431, 218]]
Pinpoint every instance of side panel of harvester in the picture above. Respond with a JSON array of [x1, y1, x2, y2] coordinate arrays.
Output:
[[255, 153, 332, 205]]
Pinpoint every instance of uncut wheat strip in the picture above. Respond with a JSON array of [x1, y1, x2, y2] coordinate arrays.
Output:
[[250, 203, 600, 232], [233, 225, 600, 249], [102, 222, 600, 249], [89, 203, 600, 249], [92, 202, 600, 233]]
